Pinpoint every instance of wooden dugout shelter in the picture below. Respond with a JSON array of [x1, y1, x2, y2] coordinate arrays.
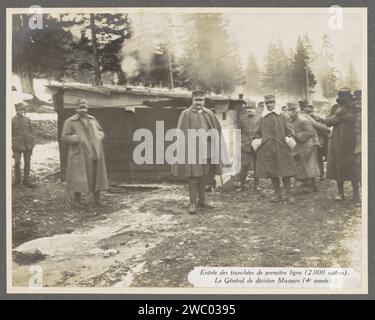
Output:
[[46, 83, 245, 183]]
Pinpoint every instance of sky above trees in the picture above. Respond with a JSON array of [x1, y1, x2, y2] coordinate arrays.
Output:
[[127, 10, 363, 91], [12, 9, 364, 100], [225, 11, 363, 78]]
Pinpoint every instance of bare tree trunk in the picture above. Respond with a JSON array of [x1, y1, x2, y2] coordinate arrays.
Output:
[[90, 13, 103, 87], [305, 59, 310, 100], [162, 14, 174, 91], [13, 14, 36, 97], [18, 63, 36, 98]]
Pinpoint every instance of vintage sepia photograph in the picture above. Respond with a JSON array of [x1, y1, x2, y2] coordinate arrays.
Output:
[[6, 7, 367, 294]]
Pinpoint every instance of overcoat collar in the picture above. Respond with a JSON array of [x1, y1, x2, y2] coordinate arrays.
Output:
[[188, 105, 210, 113], [71, 114, 95, 121], [261, 105, 282, 118]]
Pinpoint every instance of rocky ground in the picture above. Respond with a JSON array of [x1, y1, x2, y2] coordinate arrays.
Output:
[[11, 142, 362, 289]]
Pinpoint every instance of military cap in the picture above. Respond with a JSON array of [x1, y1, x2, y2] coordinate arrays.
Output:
[[287, 102, 298, 110], [298, 99, 309, 109], [192, 90, 205, 98], [75, 98, 89, 108], [264, 95, 275, 103], [246, 100, 256, 108], [14, 102, 26, 111], [353, 89, 361, 101], [336, 88, 353, 103]]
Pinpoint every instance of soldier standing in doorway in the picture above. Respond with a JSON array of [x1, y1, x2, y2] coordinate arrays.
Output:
[[61, 99, 109, 209]]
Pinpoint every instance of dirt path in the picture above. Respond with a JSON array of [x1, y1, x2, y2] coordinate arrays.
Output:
[[11, 142, 362, 288]]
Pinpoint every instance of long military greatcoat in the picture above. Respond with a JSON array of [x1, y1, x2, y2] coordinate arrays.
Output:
[[326, 104, 356, 181], [307, 112, 330, 156], [254, 112, 297, 178], [61, 114, 108, 193], [171, 106, 230, 178], [291, 114, 320, 180]]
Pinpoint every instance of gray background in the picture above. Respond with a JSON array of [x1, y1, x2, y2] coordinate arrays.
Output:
[[0, 0, 373, 300]]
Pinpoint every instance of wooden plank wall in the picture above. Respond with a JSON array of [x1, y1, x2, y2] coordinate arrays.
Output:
[[54, 88, 239, 183]]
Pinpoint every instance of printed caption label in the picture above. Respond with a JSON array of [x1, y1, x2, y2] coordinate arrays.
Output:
[[188, 267, 360, 288]]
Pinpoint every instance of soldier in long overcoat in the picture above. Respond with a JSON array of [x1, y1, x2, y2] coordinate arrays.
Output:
[[171, 90, 229, 214], [288, 102, 321, 193], [61, 99, 108, 208], [252, 95, 297, 203], [326, 88, 358, 202], [303, 104, 330, 180]]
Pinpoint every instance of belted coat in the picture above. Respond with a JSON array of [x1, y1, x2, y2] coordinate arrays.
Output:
[[253, 112, 297, 178]]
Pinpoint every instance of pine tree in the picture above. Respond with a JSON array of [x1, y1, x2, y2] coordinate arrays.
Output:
[[90, 14, 102, 86], [12, 14, 74, 95], [245, 54, 262, 94], [319, 34, 337, 99], [320, 68, 338, 99], [63, 13, 132, 85], [122, 13, 180, 88], [262, 42, 289, 95], [344, 62, 360, 90], [179, 13, 243, 94], [148, 41, 179, 88], [94, 13, 132, 84], [289, 36, 317, 98]]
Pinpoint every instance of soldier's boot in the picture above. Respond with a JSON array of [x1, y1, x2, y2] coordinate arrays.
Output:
[[197, 178, 214, 209], [334, 180, 345, 201], [188, 179, 198, 214], [299, 179, 310, 193], [236, 167, 247, 192], [22, 162, 36, 188], [94, 191, 106, 208], [310, 178, 318, 192], [352, 179, 360, 204], [13, 163, 21, 186], [318, 153, 325, 181], [270, 178, 282, 202], [253, 177, 261, 193], [206, 170, 216, 193], [73, 192, 85, 209], [188, 203, 197, 214], [283, 177, 296, 204]]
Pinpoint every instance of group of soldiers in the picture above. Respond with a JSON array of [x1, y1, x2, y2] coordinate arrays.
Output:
[[12, 87, 362, 213], [235, 89, 361, 205], [171, 88, 362, 213]]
